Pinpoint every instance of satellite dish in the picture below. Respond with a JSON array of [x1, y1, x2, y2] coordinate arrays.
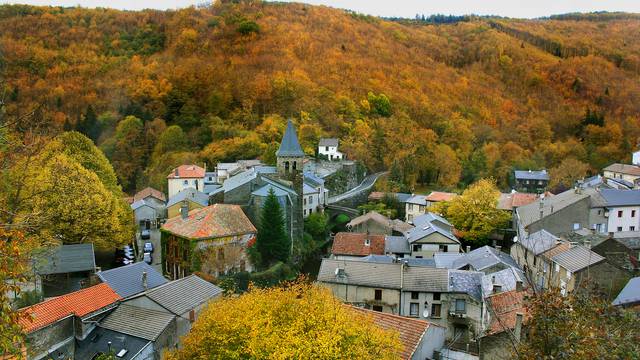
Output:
[[423, 309, 429, 318]]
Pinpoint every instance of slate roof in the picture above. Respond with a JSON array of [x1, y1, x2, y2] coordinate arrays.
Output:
[[481, 268, 526, 296], [276, 120, 305, 157], [332, 232, 386, 257], [319, 138, 339, 147], [412, 212, 452, 229], [403, 267, 450, 292], [76, 327, 150, 360], [392, 219, 414, 234], [385, 235, 410, 254], [452, 246, 520, 271], [303, 183, 319, 194], [204, 184, 222, 194], [222, 166, 277, 193], [99, 304, 175, 341], [252, 184, 290, 197], [167, 164, 205, 179], [514, 169, 549, 181], [485, 290, 530, 336], [133, 187, 166, 202], [34, 244, 96, 275], [603, 163, 640, 176], [425, 191, 458, 202], [19, 283, 121, 333], [161, 204, 257, 240], [396, 193, 413, 203], [434, 253, 465, 269], [406, 194, 427, 206], [166, 187, 209, 208], [130, 199, 152, 211], [519, 229, 561, 255], [318, 259, 401, 289], [349, 306, 434, 360], [404, 214, 458, 244], [516, 189, 589, 228], [612, 277, 640, 306], [552, 245, 605, 272], [600, 189, 640, 207], [613, 232, 640, 249], [97, 262, 168, 298], [448, 270, 483, 301], [303, 171, 325, 186], [145, 275, 223, 315]]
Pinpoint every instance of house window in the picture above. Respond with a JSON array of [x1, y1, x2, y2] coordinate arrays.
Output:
[[413, 244, 422, 252], [633, 210, 637, 217], [409, 204, 414, 211], [364, 238, 371, 246], [183, 180, 188, 185], [618, 210, 623, 218], [374, 289, 382, 301], [308, 196, 313, 204], [285, 161, 289, 171], [439, 245, 448, 253], [325, 146, 329, 151], [573, 223, 580, 230], [618, 227, 623, 232], [431, 303, 442, 318], [304, 198, 307, 205], [555, 263, 560, 272], [409, 303, 419, 317], [598, 210, 602, 215], [433, 292, 441, 301], [372, 305, 383, 312], [411, 291, 419, 300], [631, 226, 636, 231], [455, 299, 466, 313]]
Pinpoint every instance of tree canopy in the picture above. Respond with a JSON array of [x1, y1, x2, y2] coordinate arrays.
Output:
[[166, 281, 402, 359]]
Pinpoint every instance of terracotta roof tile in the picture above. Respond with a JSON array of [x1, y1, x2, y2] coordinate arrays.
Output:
[[425, 191, 457, 202], [133, 187, 166, 202], [18, 283, 121, 333], [486, 290, 531, 336], [331, 232, 385, 256], [161, 204, 257, 240], [349, 306, 432, 360], [167, 164, 205, 179]]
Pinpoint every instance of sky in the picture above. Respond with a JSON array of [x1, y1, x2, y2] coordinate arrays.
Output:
[[1, 0, 640, 18]]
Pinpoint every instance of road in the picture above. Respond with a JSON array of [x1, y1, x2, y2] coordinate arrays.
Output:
[[327, 171, 387, 204], [135, 228, 162, 274]]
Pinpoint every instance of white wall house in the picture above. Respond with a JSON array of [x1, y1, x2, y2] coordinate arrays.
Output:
[[303, 183, 320, 218], [405, 194, 427, 223], [600, 189, 640, 233], [167, 165, 205, 198], [318, 138, 343, 161]]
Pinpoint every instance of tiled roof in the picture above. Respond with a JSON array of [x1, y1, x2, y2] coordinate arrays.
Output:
[[485, 290, 530, 336], [331, 232, 385, 256], [349, 306, 433, 360], [612, 276, 640, 306], [600, 189, 640, 207], [162, 204, 257, 240], [498, 192, 538, 211], [145, 275, 223, 315], [133, 187, 166, 202], [319, 138, 339, 147], [167, 164, 205, 179], [19, 283, 121, 333], [514, 169, 549, 181], [603, 163, 640, 176], [34, 244, 96, 275], [552, 245, 605, 272], [519, 229, 560, 255], [166, 187, 209, 208], [97, 262, 168, 298], [99, 304, 175, 341], [425, 191, 458, 202], [276, 120, 305, 157]]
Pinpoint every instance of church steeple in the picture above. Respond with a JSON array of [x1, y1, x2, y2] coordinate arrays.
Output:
[[277, 119, 304, 176]]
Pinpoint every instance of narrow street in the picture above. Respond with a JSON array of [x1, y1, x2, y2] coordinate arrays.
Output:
[[135, 227, 163, 274]]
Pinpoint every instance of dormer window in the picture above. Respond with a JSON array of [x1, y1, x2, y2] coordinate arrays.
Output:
[[364, 238, 370, 246]]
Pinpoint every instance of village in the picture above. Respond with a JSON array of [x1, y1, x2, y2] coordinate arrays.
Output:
[[9, 119, 640, 360]]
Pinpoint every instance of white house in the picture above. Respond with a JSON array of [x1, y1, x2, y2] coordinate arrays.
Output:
[[303, 183, 320, 218], [318, 138, 343, 161], [600, 189, 640, 233], [167, 165, 205, 198], [405, 194, 427, 223], [633, 150, 640, 166], [304, 171, 329, 207]]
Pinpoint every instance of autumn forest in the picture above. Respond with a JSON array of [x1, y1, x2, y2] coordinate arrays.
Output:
[[2, 1, 640, 194]]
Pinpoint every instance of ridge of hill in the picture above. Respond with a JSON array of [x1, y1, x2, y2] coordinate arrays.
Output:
[[1, 2, 639, 192]]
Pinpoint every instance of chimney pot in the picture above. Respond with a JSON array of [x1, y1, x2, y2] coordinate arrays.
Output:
[[515, 312, 524, 342], [466, 245, 471, 253], [516, 280, 523, 292]]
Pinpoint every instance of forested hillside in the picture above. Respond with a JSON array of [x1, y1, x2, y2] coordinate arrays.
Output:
[[1, 1, 639, 193]]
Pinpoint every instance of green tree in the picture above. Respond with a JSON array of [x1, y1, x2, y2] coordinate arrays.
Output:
[[77, 105, 100, 142], [518, 288, 640, 359], [152, 124, 189, 159], [304, 212, 329, 241], [367, 92, 392, 117], [431, 178, 509, 244], [256, 189, 290, 267], [102, 115, 145, 192], [357, 202, 397, 219]]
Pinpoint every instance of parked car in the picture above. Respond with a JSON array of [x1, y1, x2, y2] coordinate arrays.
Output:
[[143, 252, 152, 264], [143, 242, 153, 253], [141, 230, 151, 240]]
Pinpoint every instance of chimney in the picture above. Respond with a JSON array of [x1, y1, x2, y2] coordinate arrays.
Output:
[[142, 271, 148, 291], [180, 201, 189, 219], [514, 312, 524, 342], [516, 280, 523, 292], [496, 245, 502, 252], [466, 245, 471, 253], [174, 168, 179, 177], [491, 275, 496, 284]]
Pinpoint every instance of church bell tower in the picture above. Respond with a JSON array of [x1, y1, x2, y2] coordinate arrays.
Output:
[[276, 119, 304, 244]]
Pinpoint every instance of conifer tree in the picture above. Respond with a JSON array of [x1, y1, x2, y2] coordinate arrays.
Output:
[[256, 188, 290, 266]]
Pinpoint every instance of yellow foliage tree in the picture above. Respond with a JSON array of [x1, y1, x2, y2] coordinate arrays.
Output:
[[166, 281, 402, 359]]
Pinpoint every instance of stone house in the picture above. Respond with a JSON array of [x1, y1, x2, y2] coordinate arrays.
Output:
[[167, 164, 206, 198], [318, 138, 343, 161], [17, 283, 121, 359], [161, 204, 257, 280], [131, 187, 167, 228], [32, 243, 96, 298], [405, 194, 428, 222], [166, 187, 209, 219], [513, 170, 549, 193], [346, 211, 413, 236]]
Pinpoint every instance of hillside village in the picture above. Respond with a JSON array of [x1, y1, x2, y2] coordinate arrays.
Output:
[[6, 118, 639, 360]]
